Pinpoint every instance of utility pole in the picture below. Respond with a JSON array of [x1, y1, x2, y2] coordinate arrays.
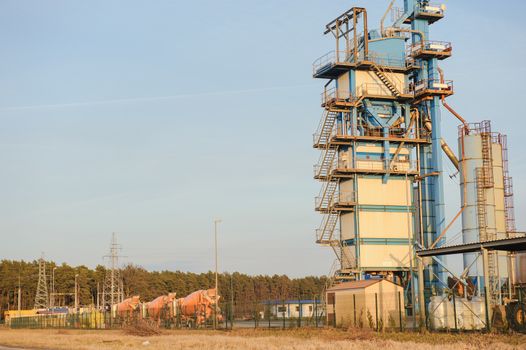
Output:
[[102, 233, 124, 315], [74, 274, 79, 311], [214, 219, 221, 330], [34, 254, 49, 309], [18, 275, 21, 317], [50, 267, 57, 308]]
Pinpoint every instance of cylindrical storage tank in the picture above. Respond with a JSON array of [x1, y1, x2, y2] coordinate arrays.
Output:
[[428, 296, 455, 330], [470, 297, 486, 330], [491, 140, 510, 286], [457, 298, 476, 330], [459, 131, 497, 281], [515, 252, 526, 285], [452, 298, 466, 329], [492, 141, 506, 238]]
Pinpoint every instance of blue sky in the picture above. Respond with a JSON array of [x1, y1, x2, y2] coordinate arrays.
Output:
[[0, 1, 525, 277]]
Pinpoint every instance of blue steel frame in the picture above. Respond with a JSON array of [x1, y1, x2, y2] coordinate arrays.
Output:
[[401, 0, 446, 294]]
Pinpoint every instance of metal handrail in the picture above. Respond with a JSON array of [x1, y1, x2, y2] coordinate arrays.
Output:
[[338, 158, 418, 172], [313, 49, 416, 74], [416, 3, 445, 16], [313, 110, 337, 145], [412, 79, 453, 94], [313, 150, 338, 177], [408, 40, 452, 56], [360, 51, 406, 68], [316, 228, 340, 243], [312, 50, 352, 74], [315, 190, 356, 209], [361, 126, 431, 139], [321, 87, 355, 105], [356, 83, 412, 97]]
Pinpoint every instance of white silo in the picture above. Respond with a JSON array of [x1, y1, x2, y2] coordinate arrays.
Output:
[[458, 121, 510, 302]]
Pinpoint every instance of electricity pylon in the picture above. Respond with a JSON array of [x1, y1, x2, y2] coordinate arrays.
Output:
[[102, 233, 124, 311], [34, 255, 48, 309]]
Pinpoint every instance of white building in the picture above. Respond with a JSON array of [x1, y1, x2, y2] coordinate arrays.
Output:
[[262, 300, 322, 319]]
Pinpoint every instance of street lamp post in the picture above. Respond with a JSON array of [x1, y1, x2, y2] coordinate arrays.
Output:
[[214, 219, 222, 330]]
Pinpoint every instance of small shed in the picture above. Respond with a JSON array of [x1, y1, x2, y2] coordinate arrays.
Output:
[[326, 279, 404, 329]]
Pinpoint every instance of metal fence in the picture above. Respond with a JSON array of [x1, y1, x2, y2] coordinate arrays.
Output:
[[6, 300, 326, 330]]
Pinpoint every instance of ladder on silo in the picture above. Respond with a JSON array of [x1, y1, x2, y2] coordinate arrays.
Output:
[[476, 168, 488, 242], [370, 62, 402, 97], [480, 132, 494, 187], [476, 155, 499, 304]]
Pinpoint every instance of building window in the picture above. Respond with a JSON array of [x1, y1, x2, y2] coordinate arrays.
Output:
[[277, 306, 286, 312]]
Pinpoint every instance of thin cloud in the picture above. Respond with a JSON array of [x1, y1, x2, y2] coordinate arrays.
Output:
[[0, 84, 316, 111]]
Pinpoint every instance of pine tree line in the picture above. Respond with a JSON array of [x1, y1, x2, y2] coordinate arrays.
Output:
[[0, 260, 327, 317]]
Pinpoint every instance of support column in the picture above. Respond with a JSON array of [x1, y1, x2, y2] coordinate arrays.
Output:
[[430, 96, 446, 285], [482, 248, 492, 331], [417, 257, 426, 330]]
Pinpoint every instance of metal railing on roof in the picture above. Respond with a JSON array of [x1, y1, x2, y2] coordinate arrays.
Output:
[[412, 79, 453, 94], [408, 40, 452, 57], [356, 82, 413, 97], [362, 126, 431, 140], [313, 50, 415, 75], [321, 87, 357, 106], [312, 50, 352, 74], [315, 190, 356, 210], [337, 158, 418, 173], [416, 3, 445, 16]]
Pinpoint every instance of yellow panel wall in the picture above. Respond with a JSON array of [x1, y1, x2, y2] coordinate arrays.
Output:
[[338, 72, 350, 96], [355, 71, 406, 96], [358, 211, 413, 238], [340, 212, 355, 241], [357, 177, 411, 206], [359, 244, 411, 269]]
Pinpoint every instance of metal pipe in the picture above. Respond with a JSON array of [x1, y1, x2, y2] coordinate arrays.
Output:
[[440, 138, 459, 170], [385, 27, 425, 41], [363, 10, 369, 57], [437, 67, 467, 127], [380, 0, 396, 37]]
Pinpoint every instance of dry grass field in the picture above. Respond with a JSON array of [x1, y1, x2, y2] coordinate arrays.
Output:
[[0, 328, 525, 350]]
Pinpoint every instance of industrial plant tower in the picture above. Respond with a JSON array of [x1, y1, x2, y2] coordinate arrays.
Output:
[[313, 0, 520, 313]]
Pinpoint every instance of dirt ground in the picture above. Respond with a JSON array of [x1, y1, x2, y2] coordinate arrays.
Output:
[[0, 328, 525, 350]]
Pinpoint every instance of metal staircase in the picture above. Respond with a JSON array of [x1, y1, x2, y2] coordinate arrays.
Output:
[[370, 62, 401, 97], [316, 180, 338, 212], [314, 110, 338, 147], [315, 147, 338, 179], [332, 241, 357, 273], [316, 211, 339, 244]]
